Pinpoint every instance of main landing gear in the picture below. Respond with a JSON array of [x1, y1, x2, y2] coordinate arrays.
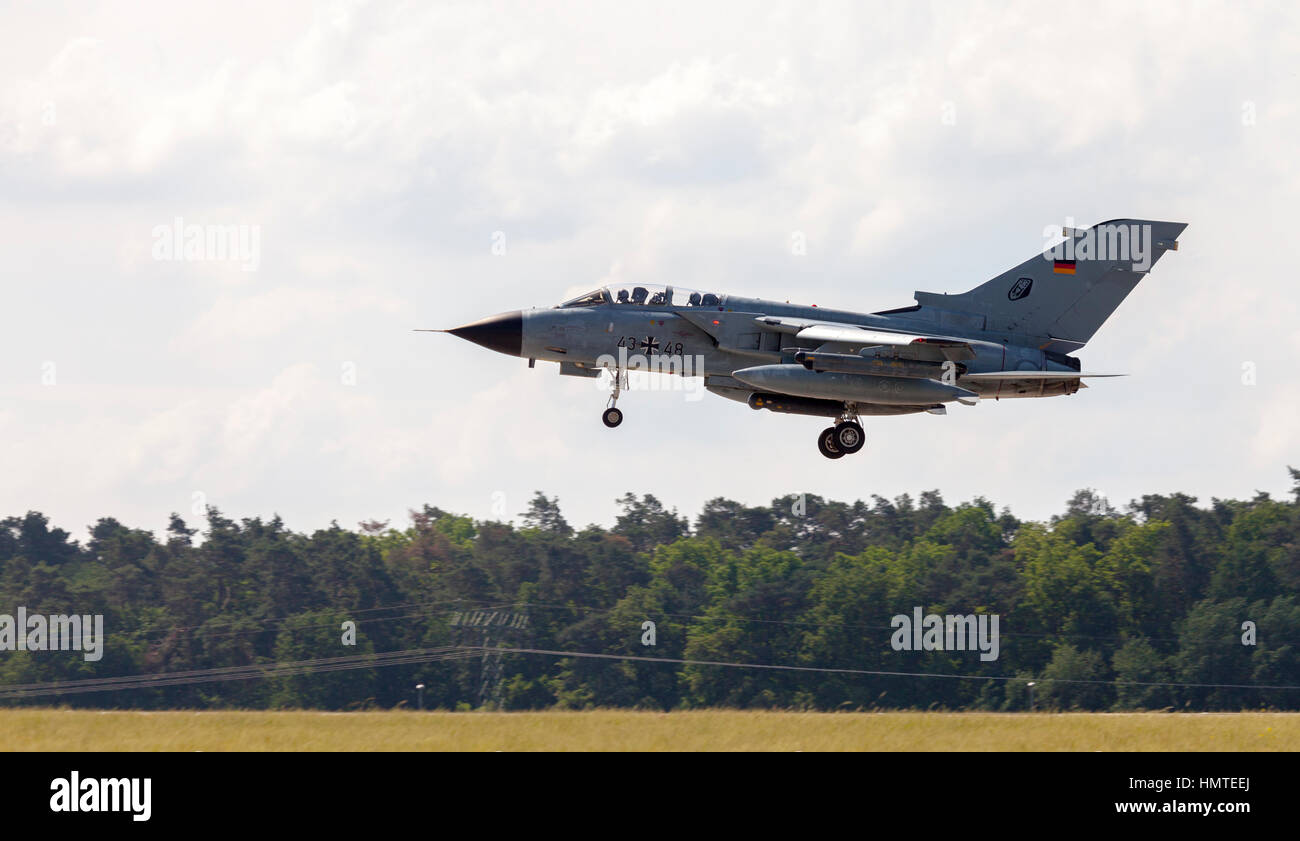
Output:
[[602, 368, 628, 428], [817, 407, 866, 459]]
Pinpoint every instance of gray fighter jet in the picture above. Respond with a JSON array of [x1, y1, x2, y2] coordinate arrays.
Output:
[[432, 218, 1185, 458]]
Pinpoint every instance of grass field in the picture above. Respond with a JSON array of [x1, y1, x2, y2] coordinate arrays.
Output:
[[2, 709, 1297, 751]]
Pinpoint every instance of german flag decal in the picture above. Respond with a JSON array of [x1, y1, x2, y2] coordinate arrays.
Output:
[[1053, 259, 1076, 274]]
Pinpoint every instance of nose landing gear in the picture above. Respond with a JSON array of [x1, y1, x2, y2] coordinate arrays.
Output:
[[601, 367, 628, 428]]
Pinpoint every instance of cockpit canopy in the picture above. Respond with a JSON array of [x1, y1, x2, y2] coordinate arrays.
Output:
[[558, 283, 723, 309]]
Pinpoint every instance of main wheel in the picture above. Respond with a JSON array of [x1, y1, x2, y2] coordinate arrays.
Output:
[[817, 427, 844, 459], [602, 407, 623, 428], [834, 420, 865, 454]]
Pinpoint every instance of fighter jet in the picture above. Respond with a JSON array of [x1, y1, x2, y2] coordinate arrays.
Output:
[[432, 218, 1185, 458]]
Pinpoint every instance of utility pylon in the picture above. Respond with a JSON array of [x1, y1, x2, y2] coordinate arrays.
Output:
[[449, 609, 530, 708]]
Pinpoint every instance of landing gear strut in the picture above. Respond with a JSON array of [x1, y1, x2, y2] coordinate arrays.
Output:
[[602, 367, 627, 428], [818, 405, 866, 459]]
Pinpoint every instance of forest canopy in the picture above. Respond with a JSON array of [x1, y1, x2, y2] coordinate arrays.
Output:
[[2, 470, 1299, 711]]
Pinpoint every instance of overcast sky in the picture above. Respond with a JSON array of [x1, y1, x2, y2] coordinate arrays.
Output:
[[2, 1, 1298, 539]]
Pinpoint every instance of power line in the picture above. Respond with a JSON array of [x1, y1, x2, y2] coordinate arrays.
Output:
[[132, 598, 505, 642], [470, 598, 1288, 649], [4, 643, 1298, 701], [0, 647, 479, 700], [489, 646, 1300, 692]]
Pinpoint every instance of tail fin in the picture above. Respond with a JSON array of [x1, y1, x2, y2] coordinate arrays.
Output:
[[912, 219, 1186, 352]]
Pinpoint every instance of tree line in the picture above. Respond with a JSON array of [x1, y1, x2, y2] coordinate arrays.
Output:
[[2, 470, 1298, 711]]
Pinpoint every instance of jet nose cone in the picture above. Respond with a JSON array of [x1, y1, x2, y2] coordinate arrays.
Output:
[[447, 310, 523, 357]]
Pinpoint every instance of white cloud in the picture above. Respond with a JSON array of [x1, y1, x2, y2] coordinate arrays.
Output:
[[3, 0, 1299, 538]]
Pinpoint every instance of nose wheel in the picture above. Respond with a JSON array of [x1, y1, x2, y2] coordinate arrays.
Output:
[[602, 407, 623, 428], [818, 407, 865, 459]]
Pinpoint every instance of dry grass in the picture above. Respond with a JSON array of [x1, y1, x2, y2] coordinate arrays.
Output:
[[2, 709, 1297, 751]]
